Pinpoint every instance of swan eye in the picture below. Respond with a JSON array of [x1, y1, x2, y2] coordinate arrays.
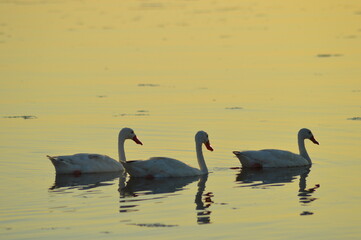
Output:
[[131, 131, 134, 134], [308, 131, 311, 135]]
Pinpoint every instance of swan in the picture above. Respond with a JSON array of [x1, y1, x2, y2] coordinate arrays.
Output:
[[47, 128, 143, 174], [122, 131, 214, 178], [233, 128, 319, 168]]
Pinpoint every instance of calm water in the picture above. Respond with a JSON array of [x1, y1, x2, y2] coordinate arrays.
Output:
[[1, 0, 361, 239]]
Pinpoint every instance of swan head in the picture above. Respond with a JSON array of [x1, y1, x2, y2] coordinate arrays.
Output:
[[195, 131, 214, 151], [119, 128, 143, 145], [299, 128, 319, 145]]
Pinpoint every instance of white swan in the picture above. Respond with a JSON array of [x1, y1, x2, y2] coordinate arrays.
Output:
[[233, 128, 319, 168], [47, 128, 143, 174], [122, 131, 214, 178]]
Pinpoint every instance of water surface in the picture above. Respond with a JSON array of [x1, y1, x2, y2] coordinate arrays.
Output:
[[0, 0, 360, 239]]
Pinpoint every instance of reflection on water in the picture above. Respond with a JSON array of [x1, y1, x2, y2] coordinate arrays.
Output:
[[49, 172, 123, 191], [236, 167, 320, 216], [298, 170, 320, 216], [118, 175, 213, 225], [236, 167, 310, 188], [195, 175, 213, 225], [118, 176, 199, 216], [119, 175, 199, 196]]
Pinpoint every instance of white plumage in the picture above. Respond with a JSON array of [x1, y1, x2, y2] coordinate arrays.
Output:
[[122, 131, 214, 178], [233, 128, 319, 168], [47, 128, 143, 174], [47, 154, 123, 174]]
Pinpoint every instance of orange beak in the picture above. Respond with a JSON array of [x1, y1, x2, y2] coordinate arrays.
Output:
[[132, 135, 143, 145], [205, 141, 214, 151], [310, 136, 319, 145]]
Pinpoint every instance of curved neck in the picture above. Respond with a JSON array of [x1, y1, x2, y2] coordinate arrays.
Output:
[[118, 134, 127, 162], [298, 135, 311, 164], [195, 175, 208, 209], [299, 169, 310, 192], [196, 140, 208, 174]]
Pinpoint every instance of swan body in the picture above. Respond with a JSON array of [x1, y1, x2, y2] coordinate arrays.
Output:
[[48, 128, 143, 174], [233, 128, 319, 168], [47, 154, 123, 174], [122, 131, 214, 178], [124, 157, 203, 178]]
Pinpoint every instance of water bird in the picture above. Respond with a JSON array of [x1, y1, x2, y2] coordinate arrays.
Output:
[[233, 128, 319, 168], [47, 128, 143, 175], [122, 131, 213, 178]]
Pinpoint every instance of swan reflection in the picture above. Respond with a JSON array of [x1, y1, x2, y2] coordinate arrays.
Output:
[[119, 176, 200, 196], [195, 175, 213, 224], [236, 167, 310, 187], [118, 176, 199, 214], [298, 170, 320, 216], [118, 175, 213, 225], [49, 172, 124, 190], [236, 167, 320, 215]]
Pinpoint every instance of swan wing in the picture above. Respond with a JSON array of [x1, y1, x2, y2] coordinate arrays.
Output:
[[125, 157, 201, 177], [48, 154, 123, 174], [234, 149, 309, 168]]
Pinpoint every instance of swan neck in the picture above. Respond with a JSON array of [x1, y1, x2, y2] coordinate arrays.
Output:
[[196, 140, 208, 174], [299, 169, 310, 192], [298, 134, 311, 164], [118, 134, 126, 162], [195, 175, 208, 209]]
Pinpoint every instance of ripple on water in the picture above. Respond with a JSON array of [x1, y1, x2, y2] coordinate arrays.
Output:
[[3, 115, 37, 120], [347, 117, 361, 121], [127, 223, 178, 227], [316, 53, 343, 58], [225, 107, 243, 110], [113, 110, 150, 117], [137, 83, 160, 87]]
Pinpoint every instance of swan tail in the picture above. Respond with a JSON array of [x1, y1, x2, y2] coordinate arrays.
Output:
[[233, 151, 261, 168], [47, 155, 63, 167], [47, 155, 78, 174], [47, 155, 57, 161], [233, 151, 247, 159]]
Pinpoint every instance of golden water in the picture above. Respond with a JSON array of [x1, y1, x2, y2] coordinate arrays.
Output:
[[1, 0, 360, 239]]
